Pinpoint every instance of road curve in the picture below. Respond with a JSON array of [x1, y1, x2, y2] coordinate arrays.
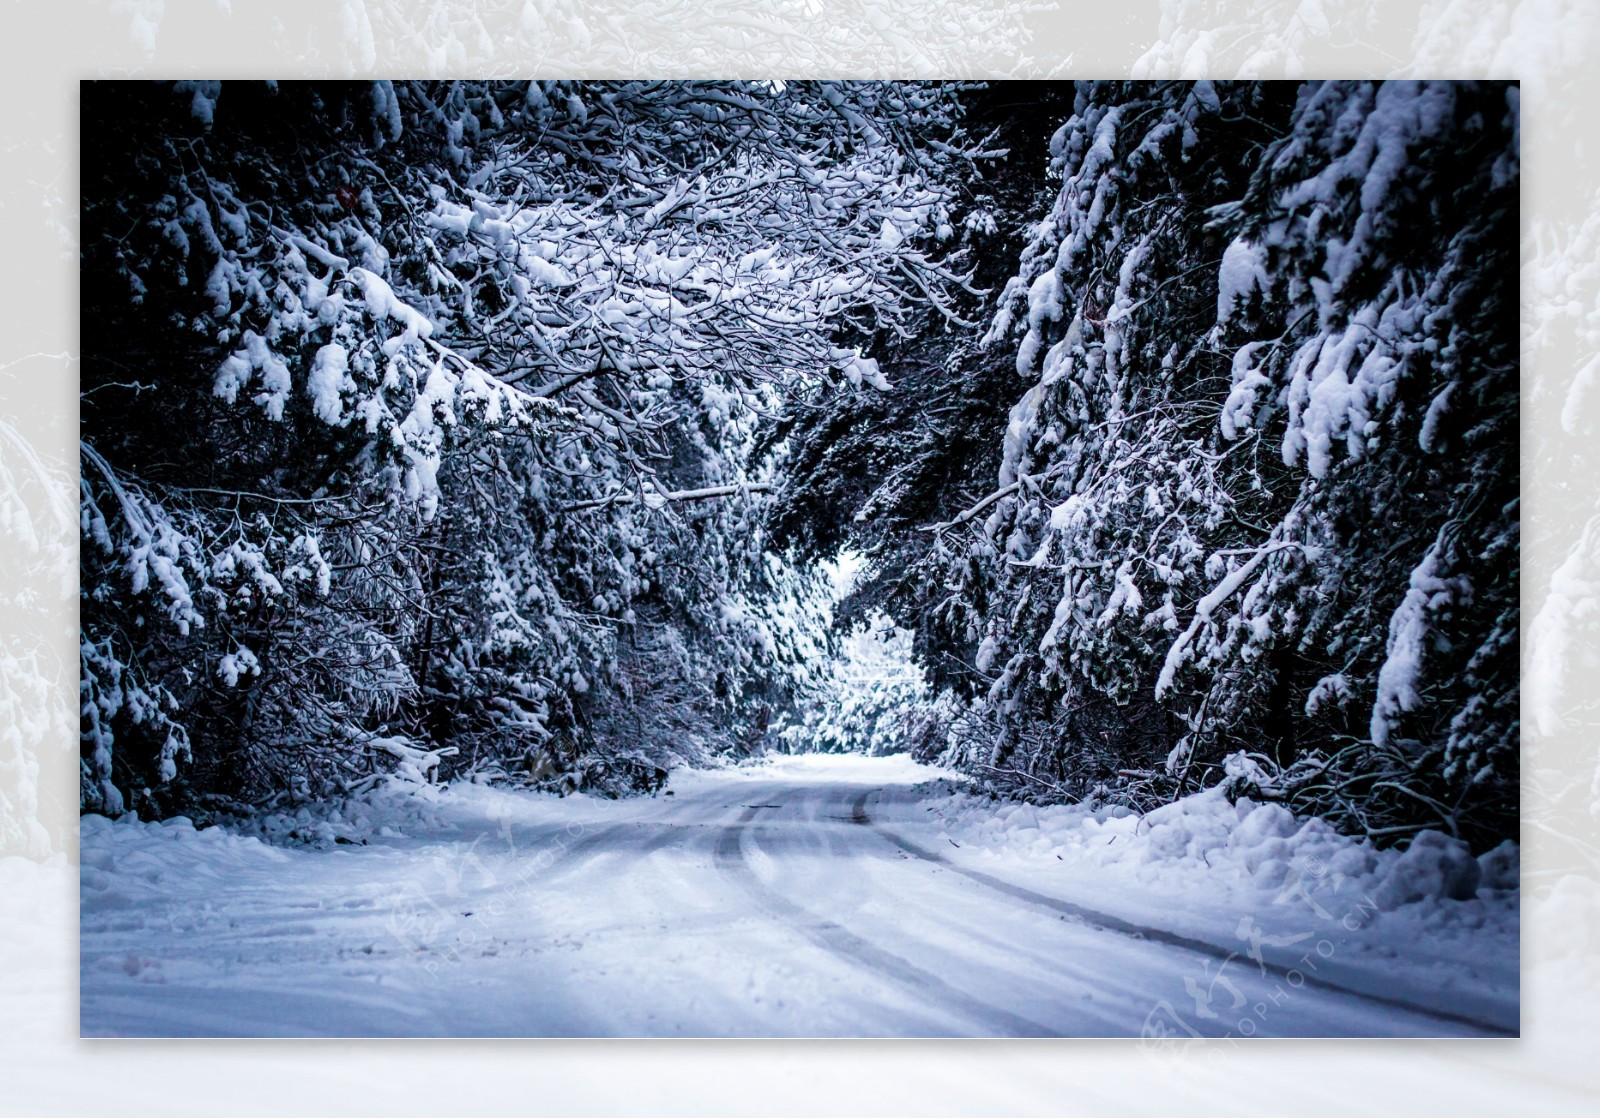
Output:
[[79, 755, 1517, 1038]]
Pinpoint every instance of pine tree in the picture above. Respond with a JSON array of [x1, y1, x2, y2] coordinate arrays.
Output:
[[80, 80, 978, 813], [771, 80, 1519, 848]]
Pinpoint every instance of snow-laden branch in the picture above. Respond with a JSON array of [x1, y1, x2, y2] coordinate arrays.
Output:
[[563, 482, 773, 512], [923, 481, 1021, 534]]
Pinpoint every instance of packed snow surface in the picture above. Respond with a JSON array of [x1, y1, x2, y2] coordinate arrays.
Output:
[[80, 754, 1516, 1037]]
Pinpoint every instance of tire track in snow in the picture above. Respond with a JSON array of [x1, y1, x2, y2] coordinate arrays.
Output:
[[809, 800, 1161, 1031], [713, 805, 1061, 1037], [850, 790, 1516, 1037], [528, 822, 690, 886], [500, 779, 776, 891]]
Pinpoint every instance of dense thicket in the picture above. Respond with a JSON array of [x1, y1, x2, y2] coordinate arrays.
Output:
[[82, 80, 1519, 852], [80, 80, 978, 816], [774, 80, 1519, 849]]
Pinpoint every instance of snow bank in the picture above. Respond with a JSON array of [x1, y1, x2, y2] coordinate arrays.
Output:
[[918, 775, 1518, 1013], [927, 781, 1516, 915], [1372, 829, 1482, 907], [80, 813, 290, 917]]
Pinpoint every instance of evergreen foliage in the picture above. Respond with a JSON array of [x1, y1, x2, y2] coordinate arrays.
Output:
[[81, 80, 1518, 850], [774, 80, 1518, 848], [80, 80, 975, 814]]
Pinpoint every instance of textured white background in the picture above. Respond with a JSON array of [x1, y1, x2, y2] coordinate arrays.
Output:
[[2, 1, 1597, 1113]]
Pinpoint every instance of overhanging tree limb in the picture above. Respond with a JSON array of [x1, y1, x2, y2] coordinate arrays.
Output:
[[562, 482, 774, 513]]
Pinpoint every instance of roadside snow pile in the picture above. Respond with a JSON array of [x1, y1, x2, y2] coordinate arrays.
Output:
[[234, 776, 459, 847], [81, 763, 651, 862], [80, 813, 290, 917], [927, 781, 1517, 914], [194, 754, 469, 848], [78, 781, 455, 868]]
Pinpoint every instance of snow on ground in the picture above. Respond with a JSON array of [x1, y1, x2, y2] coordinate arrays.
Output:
[[915, 776, 1518, 1033], [78, 753, 1518, 1038]]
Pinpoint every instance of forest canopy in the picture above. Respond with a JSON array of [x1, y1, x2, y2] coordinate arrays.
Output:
[[80, 80, 1518, 850]]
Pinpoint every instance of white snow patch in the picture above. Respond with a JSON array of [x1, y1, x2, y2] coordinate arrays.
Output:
[[307, 343, 353, 425], [1216, 236, 1267, 324]]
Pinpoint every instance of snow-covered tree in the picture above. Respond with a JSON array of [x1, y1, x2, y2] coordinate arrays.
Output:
[[946, 80, 1517, 845], [81, 80, 1520, 850], [771, 81, 1518, 848], [80, 80, 978, 812]]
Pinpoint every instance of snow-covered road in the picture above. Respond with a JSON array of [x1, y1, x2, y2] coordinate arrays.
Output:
[[80, 755, 1517, 1038]]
